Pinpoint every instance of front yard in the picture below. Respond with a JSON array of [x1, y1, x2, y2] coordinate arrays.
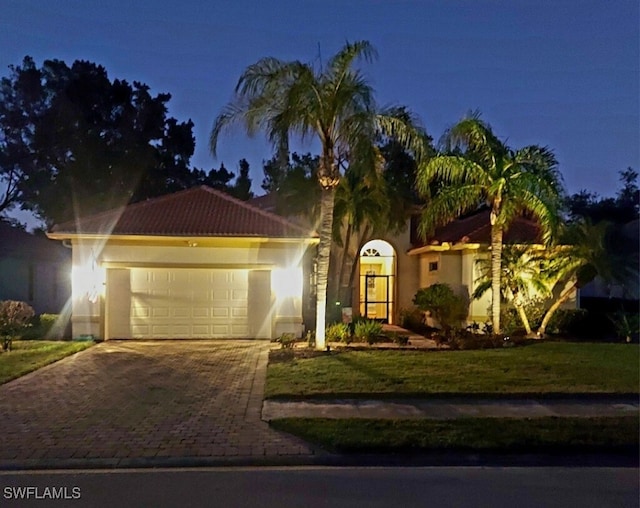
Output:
[[271, 416, 639, 454], [0, 340, 94, 385], [267, 342, 639, 454], [266, 342, 639, 399]]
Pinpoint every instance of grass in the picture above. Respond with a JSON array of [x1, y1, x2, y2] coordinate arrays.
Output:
[[0, 340, 94, 385], [271, 416, 639, 454], [266, 342, 639, 398]]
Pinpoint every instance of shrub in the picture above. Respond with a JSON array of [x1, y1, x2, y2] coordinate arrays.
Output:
[[0, 300, 35, 351], [437, 328, 523, 350], [399, 307, 431, 335], [546, 308, 589, 336], [413, 284, 468, 331], [388, 332, 410, 346], [354, 319, 383, 345], [500, 298, 547, 335], [39, 314, 59, 334], [272, 333, 297, 349], [608, 311, 639, 343], [326, 322, 351, 343], [20, 313, 64, 340]]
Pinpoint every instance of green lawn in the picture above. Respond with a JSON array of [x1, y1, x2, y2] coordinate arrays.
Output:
[[266, 342, 639, 398], [0, 340, 94, 385], [271, 416, 639, 454]]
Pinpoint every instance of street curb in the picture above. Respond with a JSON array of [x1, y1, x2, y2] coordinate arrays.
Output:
[[1, 451, 637, 471]]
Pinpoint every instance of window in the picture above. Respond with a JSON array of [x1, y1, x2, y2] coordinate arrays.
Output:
[[362, 248, 381, 257], [428, 261, 439, 272]]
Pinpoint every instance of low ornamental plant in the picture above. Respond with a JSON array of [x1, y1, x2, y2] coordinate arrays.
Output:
[[354, 319, 383, 345], [272, 333, 297, 349], [0, 300, 35, 351], [326, 322, 352, 344]]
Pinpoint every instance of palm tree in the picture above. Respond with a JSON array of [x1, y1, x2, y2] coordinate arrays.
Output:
[[332, 161, 389, 310], [210, 41, 427, 349], [537, 219, 636, 336], [416, 114, 563, 333], [473, 244, 552, 335]]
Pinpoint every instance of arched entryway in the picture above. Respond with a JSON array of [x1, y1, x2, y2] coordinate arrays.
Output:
[[359, 239, 396, 323]]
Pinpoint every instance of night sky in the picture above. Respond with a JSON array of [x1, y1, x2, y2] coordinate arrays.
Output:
[[2, 0, 638, 214]]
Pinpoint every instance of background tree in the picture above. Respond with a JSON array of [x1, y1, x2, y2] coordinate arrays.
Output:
[[416, 113, 564, 333], [565, 167, 639, 224], [211, 41, 428, 349], [0, 56, 196, 225], [191, 162, 235, 191], [228, 158, 254, 200]]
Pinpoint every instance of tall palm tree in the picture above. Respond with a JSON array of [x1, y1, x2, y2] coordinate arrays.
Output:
[[210, 41, 427, 349], [416, 114, 563, 333]]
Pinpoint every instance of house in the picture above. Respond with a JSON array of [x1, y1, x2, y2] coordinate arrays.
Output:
[[47, 186, 318, 340], [404, 210, 558, 324], [251, 194, 573, 327], [0, 221, 71, 314], [353, 210, 577, 326]]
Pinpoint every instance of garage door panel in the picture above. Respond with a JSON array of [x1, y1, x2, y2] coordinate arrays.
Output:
[[122, 268, 253, 339], [173, 308, 191, 318], [232, 308, 248, 317], [192, 307, 209, 318], [152, 307, 170, 318], [132, 324, 150, 336], [212, 308, 228, 317]]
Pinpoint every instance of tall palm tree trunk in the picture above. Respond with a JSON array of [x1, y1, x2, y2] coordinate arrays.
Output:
[[347, 224, 372, 313], [537, 280, 578, 337], [490, 224, 503, 334], [314, 186, 337, 350], [337, 221, 353, 307]]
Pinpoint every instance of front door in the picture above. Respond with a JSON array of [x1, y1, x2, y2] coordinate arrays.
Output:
[[361, 270, 390, 322]]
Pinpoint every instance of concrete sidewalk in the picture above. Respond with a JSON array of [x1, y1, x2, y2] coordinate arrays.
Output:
[[262, 397, 639, 420]]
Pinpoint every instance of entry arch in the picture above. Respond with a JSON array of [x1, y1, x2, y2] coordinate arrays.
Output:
[[358, 239, 396, 323]]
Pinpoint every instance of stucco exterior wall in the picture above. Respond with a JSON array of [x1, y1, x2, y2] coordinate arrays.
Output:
[[70, 239, 310, 340]]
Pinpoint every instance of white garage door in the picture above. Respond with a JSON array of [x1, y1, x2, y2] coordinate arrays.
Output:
[[127, 268, 250, 338]]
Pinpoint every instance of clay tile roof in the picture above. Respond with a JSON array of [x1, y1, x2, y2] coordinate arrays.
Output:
[[413, 209, 542, 247], [50, 186, 317, 239]]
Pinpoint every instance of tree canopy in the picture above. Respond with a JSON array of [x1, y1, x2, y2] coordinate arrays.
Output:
[[0, 56, 196, 225], [565, 167, 639, 224]]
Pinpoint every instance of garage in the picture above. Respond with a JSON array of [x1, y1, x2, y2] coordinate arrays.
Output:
[[107, 268, 256, 339], [48, 186, 317, 341]]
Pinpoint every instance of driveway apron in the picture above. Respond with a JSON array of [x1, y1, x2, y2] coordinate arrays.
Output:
[[0, 341, 312, 466]]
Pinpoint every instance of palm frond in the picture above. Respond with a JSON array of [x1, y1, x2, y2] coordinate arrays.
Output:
[[376, 112, 429, 162], [416, 156, 489, 197], [209, 101, 248, 156], [418, 184, 485, 239], [326, 40, 377, 81]]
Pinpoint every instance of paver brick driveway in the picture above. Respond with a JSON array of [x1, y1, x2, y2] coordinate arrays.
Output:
[[0, 341, 312, 466]]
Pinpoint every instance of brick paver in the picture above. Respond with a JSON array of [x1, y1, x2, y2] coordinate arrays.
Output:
[[0, 341, 313, 465]]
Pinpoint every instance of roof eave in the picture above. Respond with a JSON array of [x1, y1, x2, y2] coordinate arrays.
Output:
[[46, 232, 319, 245]]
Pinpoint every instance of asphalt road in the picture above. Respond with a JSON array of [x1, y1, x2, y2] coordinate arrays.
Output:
[[1, 466, 638, 508]]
